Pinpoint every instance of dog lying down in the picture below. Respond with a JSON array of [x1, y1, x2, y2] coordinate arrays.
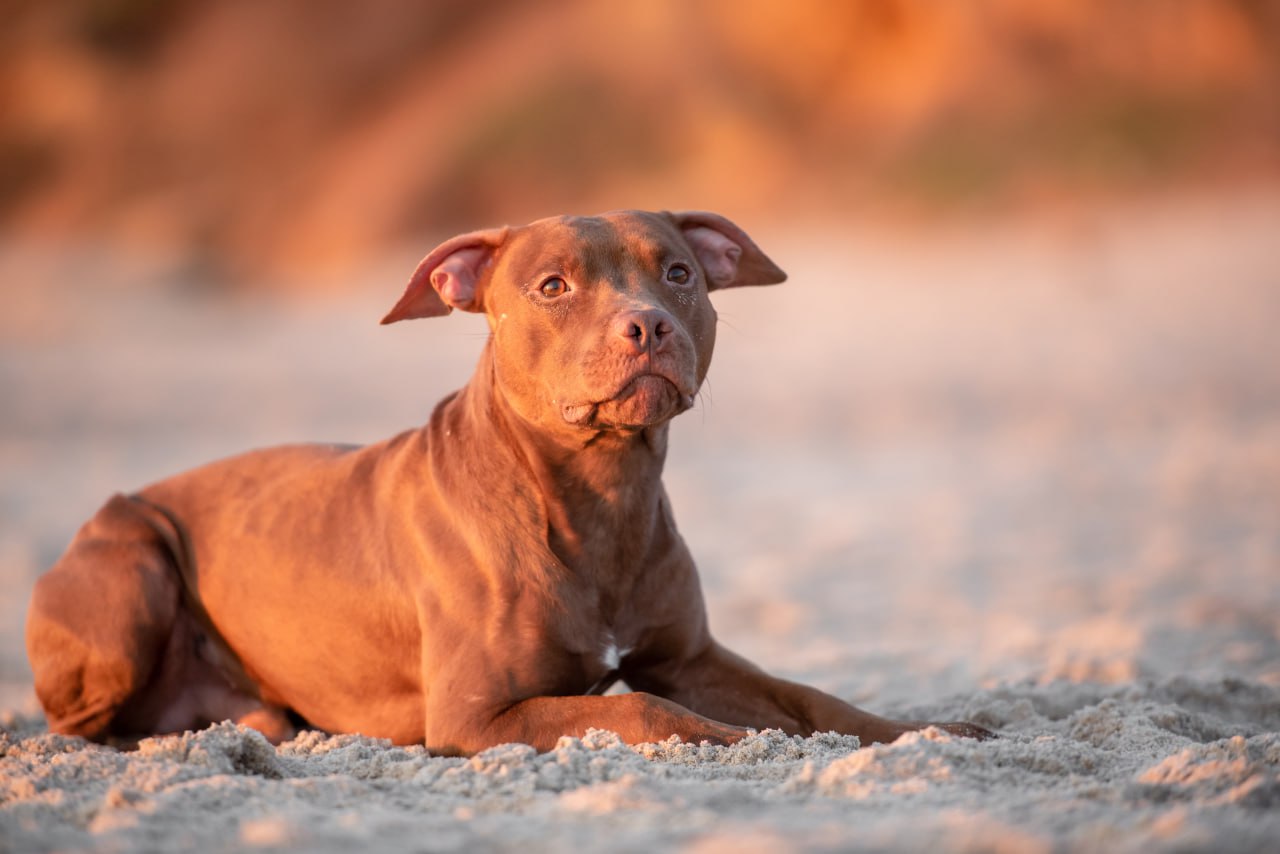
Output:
[[27, 210, 993, 756]]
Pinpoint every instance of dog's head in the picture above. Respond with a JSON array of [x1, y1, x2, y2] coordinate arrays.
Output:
[[382, 210, 785, 434]]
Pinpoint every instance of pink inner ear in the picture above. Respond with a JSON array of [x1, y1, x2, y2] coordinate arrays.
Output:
[[683, 226, 743, 288], [431, 252, 483, 310], [382, 227, 507, 324]]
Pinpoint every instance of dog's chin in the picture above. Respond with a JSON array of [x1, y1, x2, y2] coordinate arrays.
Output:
[[563, 375, 693, 431]]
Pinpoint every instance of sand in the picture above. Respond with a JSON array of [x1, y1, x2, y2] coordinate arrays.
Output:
[[2, 191, 1278, 851]]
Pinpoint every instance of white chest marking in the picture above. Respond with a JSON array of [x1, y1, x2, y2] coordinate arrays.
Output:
[[600, 640, 631, 671]]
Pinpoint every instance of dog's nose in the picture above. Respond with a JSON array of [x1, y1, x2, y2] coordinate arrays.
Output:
[[612, 309, 675, 355]]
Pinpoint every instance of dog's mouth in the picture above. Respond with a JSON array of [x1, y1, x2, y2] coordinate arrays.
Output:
[[562, 374, 694, 430]]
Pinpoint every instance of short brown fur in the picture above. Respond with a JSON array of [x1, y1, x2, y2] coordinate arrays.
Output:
[[26, 210, 991, 755]]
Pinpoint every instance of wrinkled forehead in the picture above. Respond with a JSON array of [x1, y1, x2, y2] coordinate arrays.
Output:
[[501, 211, 683, 281]]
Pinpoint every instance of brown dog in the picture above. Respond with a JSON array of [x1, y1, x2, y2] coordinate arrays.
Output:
[[27, 210, 991, 755]]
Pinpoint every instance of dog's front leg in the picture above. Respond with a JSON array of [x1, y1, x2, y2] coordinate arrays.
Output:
[[629, 642, 993, 746], [423, 692, 751, 757]]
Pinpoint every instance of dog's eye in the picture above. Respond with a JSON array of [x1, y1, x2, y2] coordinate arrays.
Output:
[[539, 277, 568, 298], [666, 264, 691, 285]]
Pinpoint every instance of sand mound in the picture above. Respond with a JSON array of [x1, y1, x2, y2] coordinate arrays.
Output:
[[3, 676, 1278, 851]]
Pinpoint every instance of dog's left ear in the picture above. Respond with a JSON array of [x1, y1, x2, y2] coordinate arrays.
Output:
[[667, 211, 786, 290], [381, 226, 509, 323]]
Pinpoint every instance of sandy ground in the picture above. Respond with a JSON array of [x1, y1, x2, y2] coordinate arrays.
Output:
[[1, 192, 1278, 851]]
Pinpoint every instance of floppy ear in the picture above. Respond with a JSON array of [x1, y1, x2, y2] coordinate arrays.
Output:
[[666, 211, 786, 290], [380, 226, 509, 324]]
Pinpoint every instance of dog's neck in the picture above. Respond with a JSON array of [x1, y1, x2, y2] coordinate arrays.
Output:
[[451, 345, 674, 577]]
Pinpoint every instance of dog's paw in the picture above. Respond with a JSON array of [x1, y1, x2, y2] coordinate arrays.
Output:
[[693, 722, 754, 747]]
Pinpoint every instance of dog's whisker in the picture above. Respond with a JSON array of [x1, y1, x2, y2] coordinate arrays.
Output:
[[690, 379, 714, 426], [715, 314, 743, 335]]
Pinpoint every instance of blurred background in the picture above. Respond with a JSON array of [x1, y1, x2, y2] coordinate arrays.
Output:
[[2, 1, 1278, 714], [3, 0, 1277, 282]]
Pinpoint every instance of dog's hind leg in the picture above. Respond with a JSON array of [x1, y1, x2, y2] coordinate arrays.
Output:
[[28, 493, 299, 744], [26, 494, 183, 741]]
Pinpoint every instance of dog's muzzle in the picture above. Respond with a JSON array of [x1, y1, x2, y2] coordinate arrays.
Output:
[[562, 374, 695, 429]]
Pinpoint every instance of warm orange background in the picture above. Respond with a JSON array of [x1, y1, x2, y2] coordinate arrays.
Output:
[[3, 0, 1276, 283]]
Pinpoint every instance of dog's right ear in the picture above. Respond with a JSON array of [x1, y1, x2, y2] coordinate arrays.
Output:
[[666, 211, 786, 291], [381, 227, 509, 324]]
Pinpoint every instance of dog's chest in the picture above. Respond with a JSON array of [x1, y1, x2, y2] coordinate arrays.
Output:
[[582, 630, 632, 696]]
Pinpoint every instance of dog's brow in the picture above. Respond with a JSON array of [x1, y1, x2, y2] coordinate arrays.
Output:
[[534, 217, 634, 282], [587, 216, 675, 280], [504, 222, 588, 280]]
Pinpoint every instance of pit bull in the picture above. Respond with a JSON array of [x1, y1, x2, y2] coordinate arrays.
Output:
[[26, 210, 991, 755]]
